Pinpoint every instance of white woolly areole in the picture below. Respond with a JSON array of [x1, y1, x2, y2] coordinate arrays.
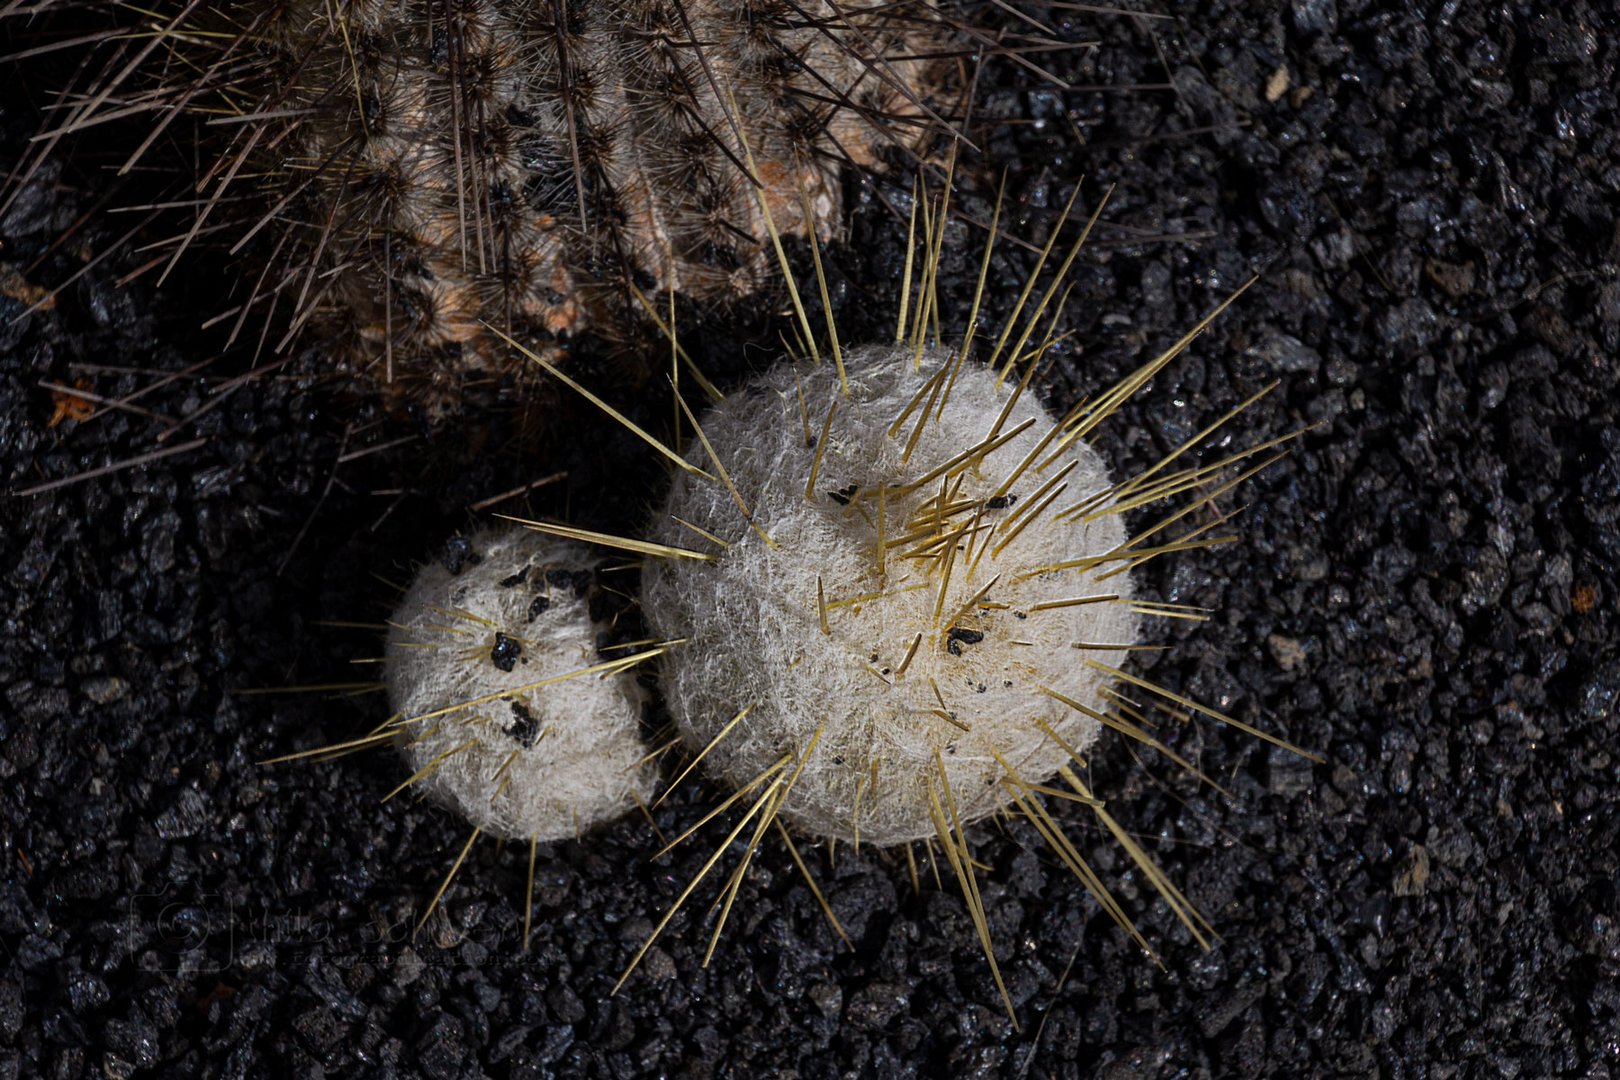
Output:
[[643, 345, 1140, 846], [385, 528, 655, 842]]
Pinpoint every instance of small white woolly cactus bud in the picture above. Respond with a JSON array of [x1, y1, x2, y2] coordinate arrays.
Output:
[[385, 527, 656, 841], [643, 344, 1141, 846]]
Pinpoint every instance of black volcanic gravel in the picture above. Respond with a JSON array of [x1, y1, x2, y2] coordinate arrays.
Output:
[[1, 2, 1617, 1077]]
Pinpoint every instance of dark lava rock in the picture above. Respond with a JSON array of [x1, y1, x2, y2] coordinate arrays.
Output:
[[1, 1, 1617, 1077]]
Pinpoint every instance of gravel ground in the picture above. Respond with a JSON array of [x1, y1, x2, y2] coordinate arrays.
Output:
[[2, 1, 1617, 1077]]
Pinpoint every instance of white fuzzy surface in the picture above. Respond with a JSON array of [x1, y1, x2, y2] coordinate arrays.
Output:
[[385, 528, 655, 841], [643, 345, 1139, 845]]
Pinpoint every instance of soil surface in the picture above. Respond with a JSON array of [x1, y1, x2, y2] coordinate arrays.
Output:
[[2, 1, 1617, 1077]]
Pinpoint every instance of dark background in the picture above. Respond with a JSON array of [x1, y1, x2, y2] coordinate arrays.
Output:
[[2, 1, 1617, 1076]]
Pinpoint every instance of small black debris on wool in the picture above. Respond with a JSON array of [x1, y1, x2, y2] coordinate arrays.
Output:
[[490, 632, 523, 672]]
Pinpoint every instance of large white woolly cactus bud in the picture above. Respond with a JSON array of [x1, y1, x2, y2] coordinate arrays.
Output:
[[643, 344, 1140, 846], [385, 528, 656, 841]]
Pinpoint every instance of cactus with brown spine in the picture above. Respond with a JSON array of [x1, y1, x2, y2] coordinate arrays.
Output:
[[5, 0, 962, 412]]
